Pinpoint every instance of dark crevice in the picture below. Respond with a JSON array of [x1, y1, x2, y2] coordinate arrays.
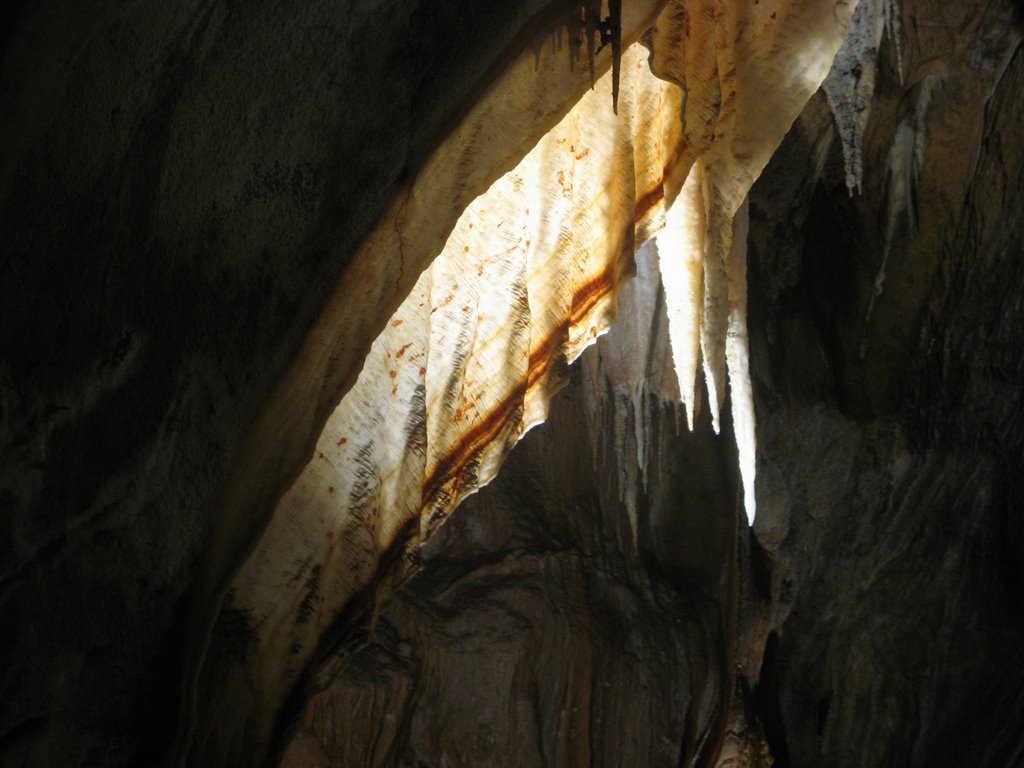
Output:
[[755, 632, 792, 768]]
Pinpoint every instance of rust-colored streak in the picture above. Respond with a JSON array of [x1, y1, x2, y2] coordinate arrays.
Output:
[[525, 317, 571, 392], [420, 169, 670, 512], [635, 180, 665, 224], [423, 265, 618, 508], [421, 378, 528, 509], [570, 266, 618, 326]]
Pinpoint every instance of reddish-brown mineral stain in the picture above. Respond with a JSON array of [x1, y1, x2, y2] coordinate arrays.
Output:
[[422, 264, 620, 507]]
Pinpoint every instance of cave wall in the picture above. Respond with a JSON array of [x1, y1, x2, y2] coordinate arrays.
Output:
[[2, 0, 1023, 767], [275, 1, 1024, 766], [752, 4, 1024, 761], [278, 244, 748, 767], [0, 1, 590, 764]]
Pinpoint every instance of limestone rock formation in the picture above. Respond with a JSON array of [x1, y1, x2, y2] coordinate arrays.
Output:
[[1, 0, 1022, 767], [194, 1, 853, 762]]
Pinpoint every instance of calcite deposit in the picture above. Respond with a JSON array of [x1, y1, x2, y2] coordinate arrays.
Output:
[[1, 0, 1021, 766]]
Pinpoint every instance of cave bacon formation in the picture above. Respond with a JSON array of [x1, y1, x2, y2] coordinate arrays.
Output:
[[209, 0, 857, 754]]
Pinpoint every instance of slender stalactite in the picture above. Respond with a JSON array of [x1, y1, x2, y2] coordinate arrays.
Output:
[[194, 1, 858, 761], [609, 0, 623, 112], [560, 0, 624, 112]]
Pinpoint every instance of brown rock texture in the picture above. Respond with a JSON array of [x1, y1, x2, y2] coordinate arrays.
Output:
[[1, 0, 1022, 767], [278, 246, 747, 767], [1, 1, 605, 764], [276, 1, 1024, 766]]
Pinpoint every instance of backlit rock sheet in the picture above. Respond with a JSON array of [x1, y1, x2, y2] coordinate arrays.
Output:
[[209, 0, 855, 760], [228, 43, 686, 754]]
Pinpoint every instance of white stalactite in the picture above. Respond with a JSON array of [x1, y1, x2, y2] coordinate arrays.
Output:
[[656, 162, 705, 432], [725, 199, 757, 525], [654, 0, 859, 520], [210, 0, 860, 742], [700, 171, 733, 435]]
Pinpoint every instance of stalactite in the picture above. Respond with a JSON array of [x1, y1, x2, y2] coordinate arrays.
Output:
[[652, 0, 858, 518], [725, 199, 756, 525], [823, 0, 907, 196], [656, 162, 705, 432], [884, 0, 904, 84], [657, 180, 755, 524], [823, 0, 887, 195], [608, 0, 623, 113], [559, 0, 624, 112], [199, 1, 859, 756], [700, 170, 733, 435], [583, 0, 601, 88]]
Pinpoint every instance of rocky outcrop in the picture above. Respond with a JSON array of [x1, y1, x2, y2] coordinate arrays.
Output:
[[211, 0, 858, 760]]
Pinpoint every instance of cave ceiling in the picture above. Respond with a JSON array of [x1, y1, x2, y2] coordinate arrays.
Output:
[[1, 0, 1022, 767]]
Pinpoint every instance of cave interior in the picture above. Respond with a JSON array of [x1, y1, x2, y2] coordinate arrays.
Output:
[[1, 0, 1023, 766]]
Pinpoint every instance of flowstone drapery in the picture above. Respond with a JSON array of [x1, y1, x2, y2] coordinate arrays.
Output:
[[198, 1, 857, 760]]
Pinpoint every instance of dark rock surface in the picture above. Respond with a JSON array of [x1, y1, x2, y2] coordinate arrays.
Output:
[[751, 3, 1024, 762], [0, 1, 582, 765], [2, 0, 1023, 766], [282, 381, 736, 767], [279, 248, 749, 766], [278, 2, 1024, 767]]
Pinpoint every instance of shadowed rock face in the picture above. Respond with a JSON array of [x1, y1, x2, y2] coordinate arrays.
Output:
[[278, 2, 1024, 766], [2, 1, 1022, 768], [281, 382, 737, 767], [0, 1, 586, 764], [278, 245, 748, 767], [750, 8, 1024, 761]]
